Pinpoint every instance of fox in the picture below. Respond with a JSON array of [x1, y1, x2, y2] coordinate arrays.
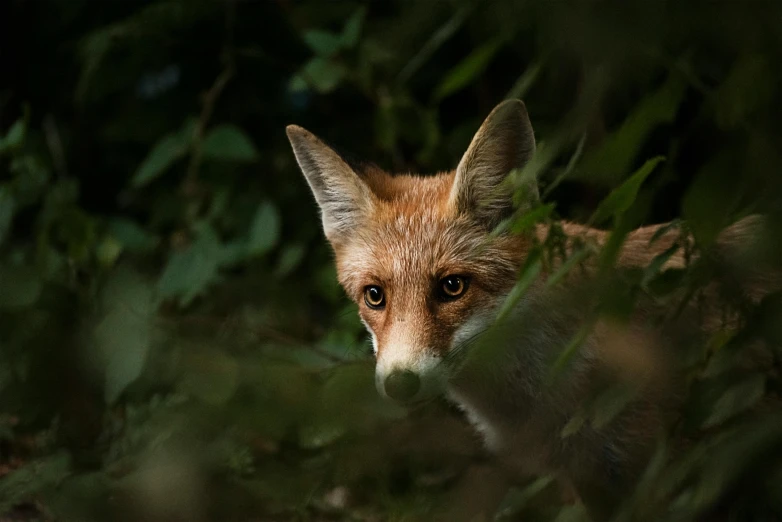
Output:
[[285, 100, 777, 519]]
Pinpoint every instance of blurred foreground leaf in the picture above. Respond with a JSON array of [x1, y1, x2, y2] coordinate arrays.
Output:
[[94, 267, 154, 403], [0, 452, 71, 513]]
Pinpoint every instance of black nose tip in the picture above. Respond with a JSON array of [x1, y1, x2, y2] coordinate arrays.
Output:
[[384, 370, 421, 402]]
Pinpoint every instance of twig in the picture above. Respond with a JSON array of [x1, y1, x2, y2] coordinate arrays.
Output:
[[181, 0, 237, 197]]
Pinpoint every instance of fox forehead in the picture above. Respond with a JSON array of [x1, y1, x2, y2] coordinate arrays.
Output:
[[332, 170, 523, 300]]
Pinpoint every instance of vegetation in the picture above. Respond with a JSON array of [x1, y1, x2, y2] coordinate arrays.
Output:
[[2, 1, 782, 520]]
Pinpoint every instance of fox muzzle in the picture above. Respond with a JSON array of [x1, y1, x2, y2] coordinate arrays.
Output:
[[383, 369, 421, 402]]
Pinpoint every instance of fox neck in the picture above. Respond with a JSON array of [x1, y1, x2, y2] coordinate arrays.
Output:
[[444, 274, 594, 455]]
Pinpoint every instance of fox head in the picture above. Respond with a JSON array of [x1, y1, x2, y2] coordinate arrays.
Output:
[[286, 100, 537, 404]]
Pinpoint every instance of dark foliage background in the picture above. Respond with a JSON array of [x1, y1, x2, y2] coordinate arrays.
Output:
[[2, 1, 782, 520]]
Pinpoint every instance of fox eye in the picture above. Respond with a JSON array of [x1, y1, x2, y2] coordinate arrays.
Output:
[[364, 285, 386, 309], [439, 275, 469, 300]]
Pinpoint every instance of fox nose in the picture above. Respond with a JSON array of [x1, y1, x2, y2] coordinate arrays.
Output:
[[384, 370, 421, 402]]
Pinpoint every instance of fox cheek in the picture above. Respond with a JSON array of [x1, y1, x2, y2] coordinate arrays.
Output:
[[359, 318, 379, 355]]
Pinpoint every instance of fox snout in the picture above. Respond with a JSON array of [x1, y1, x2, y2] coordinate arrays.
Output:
[[374, 345, 446, 404], [381, 369, 421, 402]]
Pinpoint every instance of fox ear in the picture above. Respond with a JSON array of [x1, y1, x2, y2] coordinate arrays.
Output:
[[286, 125, 374, 242], [451, 99, 537, 229]]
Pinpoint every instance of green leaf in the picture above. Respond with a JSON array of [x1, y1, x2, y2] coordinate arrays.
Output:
[[0, 263, 41, 310], [506, 203, 555, 234], [275, 242, 306, 277], [179, 351, 240, 406], [374, 100, 397, 152], [590, 383, 640, 429], [579, 75, 685, 185], [247, 201, 281, 256], [314, 263, 342, 303], [396, 5, 470, 84], [201, 124, 259, 162], [0, 119, 25, 155], [552, 504, 589, 522], [132, 118, 195, 188], [433, 38, 503, 101], [703, 375, 766, 428], [341, 7, 366, 48], [641, 243, 680, 288], [107, 217, 159, 253], [495, 476, 557, 519], [550, 321, 595, 377], [546, 245, 593, 288], [290, 58, 347, 94], [132, 133, 186, 188], [0, 185, 15, 245], [0, 452, 71, 513], [590, 156, 664, 226], [94, 268, 154, 403], [715, 54, 773, 129], [561, 413, 586, 439], [303, 30, 343, 57], [157, 224, 223, 306], [96, 235, 123, 267], [682, 152, 743, 247], [495, 249, 543, 323]]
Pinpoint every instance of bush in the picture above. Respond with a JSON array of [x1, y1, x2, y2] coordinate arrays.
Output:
[[2, 1, 782, 520]]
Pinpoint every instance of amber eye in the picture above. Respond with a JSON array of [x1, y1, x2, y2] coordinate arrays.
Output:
[[364, 286, 386, 309], [440, 275, 469, 300]]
